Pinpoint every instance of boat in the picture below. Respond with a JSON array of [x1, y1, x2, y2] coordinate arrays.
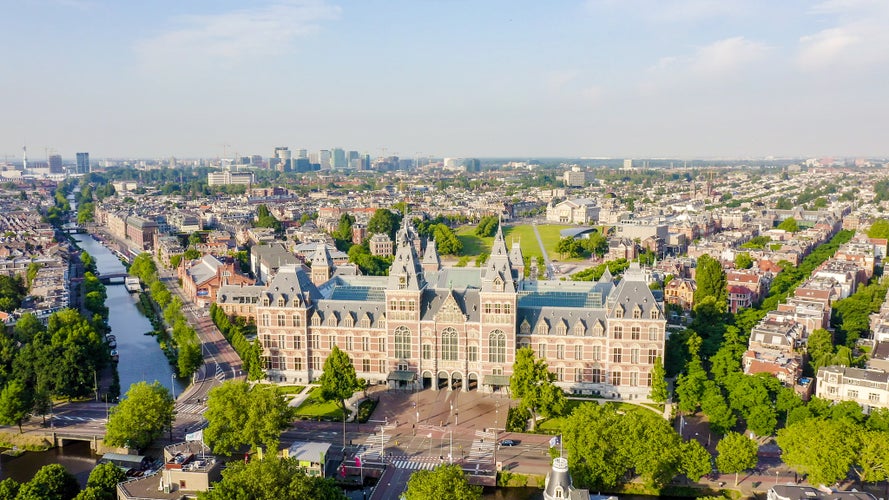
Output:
[[125, 277, 141, 293]]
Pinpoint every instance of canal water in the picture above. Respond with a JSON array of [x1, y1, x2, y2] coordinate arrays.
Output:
[[0, 233, 185, 487]]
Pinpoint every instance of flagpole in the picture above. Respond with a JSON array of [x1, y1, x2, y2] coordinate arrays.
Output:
[[560, 433, 563, 458]]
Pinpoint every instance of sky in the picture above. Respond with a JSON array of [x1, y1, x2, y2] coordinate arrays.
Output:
[[2, 0, 889, 161]]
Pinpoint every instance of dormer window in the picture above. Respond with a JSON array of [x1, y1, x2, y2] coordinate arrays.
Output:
[[278, 298, 285, 307], [615, 306, 624, 318], [633, 306, 642, 319], [650, 309, 659, 319], [520, 321, 531, 335]]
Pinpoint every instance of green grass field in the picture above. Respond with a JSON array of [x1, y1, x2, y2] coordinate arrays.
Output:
[[276, 385, 306, 395], [294, 387, 348, 419], [455, 223, 574, 261]]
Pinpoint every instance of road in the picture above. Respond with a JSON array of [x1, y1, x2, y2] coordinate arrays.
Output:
[[532, 222, 555, 279]]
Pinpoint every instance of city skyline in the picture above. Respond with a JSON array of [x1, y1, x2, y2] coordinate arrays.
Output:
[[3, 0, 889, 160]]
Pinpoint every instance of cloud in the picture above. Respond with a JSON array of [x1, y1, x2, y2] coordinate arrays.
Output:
[[135, 0, 340, 71], [798, 0, 889, 70], [647, 37, 769, 80], [690, 36, 769, 76], [585, 0, 748, 23]]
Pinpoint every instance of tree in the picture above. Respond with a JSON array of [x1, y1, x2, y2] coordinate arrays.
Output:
[[777, 217, 799, 233], [0, 380, 31, 432], [204, 381, 293, 455], [734, 252, 753, 270], [319, 346, 360, 449], [198, 457, 346, 500], [856, 430, 889, 484], [693, 255, 727, 313], [432, 224, 463, 255], [15, 463, 80, 500], [86, 461, 127, 498], [680, 439, 712, 482], [649, 357, 668, 403], [806, 328, 835, 374], [746, 404, 777, 437], [700, 382, 736, 435], [367, 208, 400, 240], [0, 478, 19, 500], [509, 347, 566, 431], [474, 215, 499, 237], [777, 418, 859, 487], [404, 464, 482, 500], [715, 432, 758, 486], [867, 218, 889, 240], [74, 487, 107, 500], [675, 333, 707, 413], [104, 381, 174, 451]]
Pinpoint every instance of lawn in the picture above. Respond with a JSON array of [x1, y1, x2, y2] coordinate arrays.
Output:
[[276, 385, 306, 395], [294, 387, 348, 419], [454, 223, 574, 261]]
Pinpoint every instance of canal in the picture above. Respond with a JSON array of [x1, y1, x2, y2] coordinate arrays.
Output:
[[0, 233, 186, 487]]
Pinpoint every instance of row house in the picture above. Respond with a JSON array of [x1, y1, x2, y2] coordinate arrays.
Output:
[[664, 278, 695, 311], [816, 365, 889, 410]]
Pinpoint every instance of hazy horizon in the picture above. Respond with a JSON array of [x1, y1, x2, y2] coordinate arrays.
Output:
[[4, 1, 889, 160]]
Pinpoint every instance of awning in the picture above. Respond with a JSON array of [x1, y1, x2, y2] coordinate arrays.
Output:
[[482, 375, 511, 386], [387, 370, 417, 382]]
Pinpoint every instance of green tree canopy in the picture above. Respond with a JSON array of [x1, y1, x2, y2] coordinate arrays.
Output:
[[474, 215, 499, 237], [198, 457, 346, 500], [777, 418, 859, 487], [86, 461, 127, 498], [866, 218, 889, 240], [509, 347, 566, 431], [734, 252, 753, 270], [715, 432, 758, 486], [15, 464, 80, 500], [319, 346, 360, 448], [693, 254, 727, 313], [680, 440, 712, 482], [367, 208, 400, 240], [432, 224, 463, 255], [404, 464, 482, 500], [0, 380, 31, 433], [777, 217, 799, 233], [649, 357, 668, 403], [105, 381, 174, 451], [204, 381, 293, 455]]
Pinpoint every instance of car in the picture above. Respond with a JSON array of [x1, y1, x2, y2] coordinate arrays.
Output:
[[499, 439, 518, 447]]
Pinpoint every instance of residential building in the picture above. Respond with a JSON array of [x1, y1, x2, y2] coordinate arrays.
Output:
[[816, 365, 889, 410]]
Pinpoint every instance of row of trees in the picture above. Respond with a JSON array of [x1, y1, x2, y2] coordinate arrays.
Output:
[[0, 461, 124, 500], [555, 232, 608, 259], [129, 253, 202, 377], [209, 303, 263, 380]]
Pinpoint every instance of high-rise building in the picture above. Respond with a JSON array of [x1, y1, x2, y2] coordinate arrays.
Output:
[[331, 148, 347, 169], [76, 152, 90, 174], [319, 150, 331, 170], [48, 154, 63, 174]]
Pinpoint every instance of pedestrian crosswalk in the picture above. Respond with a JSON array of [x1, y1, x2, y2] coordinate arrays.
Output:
[[359, 433, 391, 459], [175, 402, 207, 415], [214, 364, 226, 382], [390, 456, 441, 470], [465, 430, 495, 463], [52, 415, 106, 423]]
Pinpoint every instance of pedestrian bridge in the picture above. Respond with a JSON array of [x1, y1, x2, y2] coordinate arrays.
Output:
[[98, 272, 129, 284]]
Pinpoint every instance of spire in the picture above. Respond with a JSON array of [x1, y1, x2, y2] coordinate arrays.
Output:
[[599, 266, 613, 283], [422, 237, 441, 272]]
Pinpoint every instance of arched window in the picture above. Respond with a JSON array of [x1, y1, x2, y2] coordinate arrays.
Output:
[[441, 327, 458, 361], [394, 326, 411, 359], [489, 330, 506, 364]]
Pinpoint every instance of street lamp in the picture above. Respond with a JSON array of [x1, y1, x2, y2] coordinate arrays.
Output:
[[775, 470, 780, 485], [171, 373, 176, 400]]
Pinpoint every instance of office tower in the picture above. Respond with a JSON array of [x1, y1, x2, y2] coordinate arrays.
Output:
[[48, 154, 63, 173], [76, 152, 90, 174], [251, 155, 263, 167], [22, 146, 27, 171], [296, 149, 308, 159], [332, 148, 347, 169], [319, 150, 331, 170]]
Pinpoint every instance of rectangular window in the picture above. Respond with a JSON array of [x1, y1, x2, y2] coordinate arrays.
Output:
[[613, 326, 622, 339], [612, 348, 622, 363], [422, 344, 431, 360], [295, 336, 303, 349], [591, 368, 601, 383], [362, 337, 369, 352], [629, 371, 638, 386], [869, 393, 880, 402], [648, 349, 657, 364], [575, 345, 583, 360], [611, 371, 622, 386], [345, 337, 353, 351], [556, 344, 565, 360], [293, 315, 302, 327], [468, 345, 478, 362], [294, 357, 302, 370], [631, 327, 641, 340], [362, 359, 371, 373], [556, 368, 564, 382], [848, 390, 859, 399], [261, 314, 270, 327], [575, 367, 583, 382], [311, 335, 319, 349], [631, 348, 639, 364], [379, 338, 386, 353], [537, 344, 547, 359], [648, 326, 658, 340], [592, 345, 602, 362], [646, 372, 652, 387]]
